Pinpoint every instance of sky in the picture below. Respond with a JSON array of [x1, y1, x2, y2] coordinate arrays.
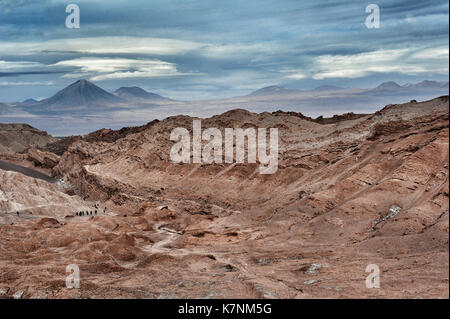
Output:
[[0, 0, 448, 102]]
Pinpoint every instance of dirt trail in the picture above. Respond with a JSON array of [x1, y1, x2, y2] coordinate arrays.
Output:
[[0, 160, 55, 183], [143, 222, 204, 257]]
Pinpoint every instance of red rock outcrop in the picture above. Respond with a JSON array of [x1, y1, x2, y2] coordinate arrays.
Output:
[[27, 148, 60, 170]]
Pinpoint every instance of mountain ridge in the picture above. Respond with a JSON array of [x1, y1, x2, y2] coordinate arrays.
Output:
[[114, 86, 169, 101]]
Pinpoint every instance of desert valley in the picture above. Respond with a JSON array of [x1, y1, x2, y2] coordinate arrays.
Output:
[[0, 90, 448, 298]]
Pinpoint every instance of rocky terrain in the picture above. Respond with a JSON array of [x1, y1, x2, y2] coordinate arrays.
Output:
[[0, 123, 56, 153], [0, 96, 448, 299]]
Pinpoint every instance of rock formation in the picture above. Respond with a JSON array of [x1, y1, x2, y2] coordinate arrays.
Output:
[[0, 123, 56, 153]]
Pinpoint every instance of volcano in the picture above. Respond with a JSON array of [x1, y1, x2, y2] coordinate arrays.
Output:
[[30, 80, 123, 113]]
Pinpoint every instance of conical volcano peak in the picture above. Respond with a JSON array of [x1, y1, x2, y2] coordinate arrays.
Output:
[[36, 79, 123, 110], [75, 79, 89, 85]]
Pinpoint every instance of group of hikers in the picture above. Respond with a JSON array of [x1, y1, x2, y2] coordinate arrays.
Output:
[[76, 210, 97, 216], [6, 204, 108, 219], [75, 203, 107, 217]]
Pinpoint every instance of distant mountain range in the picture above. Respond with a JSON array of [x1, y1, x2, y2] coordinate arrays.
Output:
[[14, 80, 171, 115], [249, 80, 449, 96], [404, 80, 449, 89], [7, 79, 449, 110], [0, 79, 448, 136], [366, 80, 449, 94]]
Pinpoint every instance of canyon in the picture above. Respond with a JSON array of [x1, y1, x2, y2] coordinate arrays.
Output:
[[0, 95, 448, 299]]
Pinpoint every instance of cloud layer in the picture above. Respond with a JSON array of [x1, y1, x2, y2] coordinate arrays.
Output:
[[0, 0, 448, 101]]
